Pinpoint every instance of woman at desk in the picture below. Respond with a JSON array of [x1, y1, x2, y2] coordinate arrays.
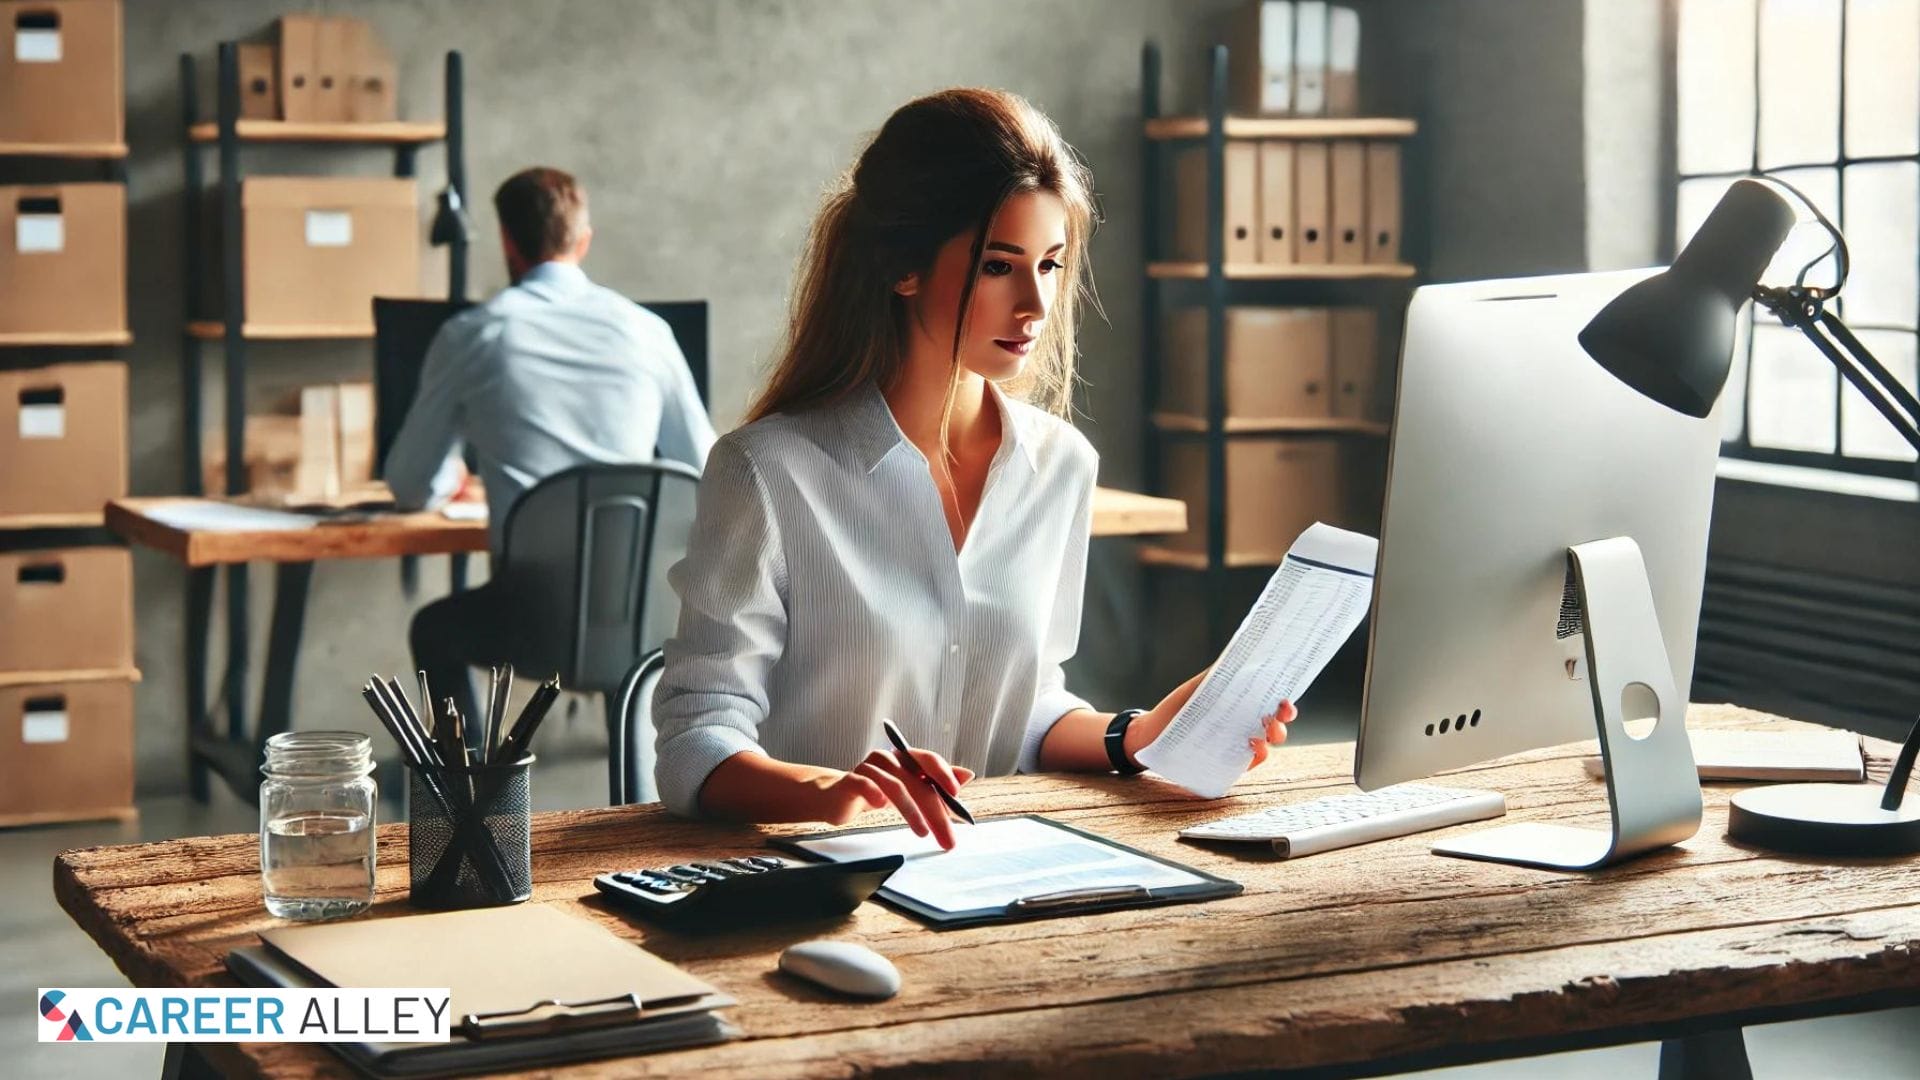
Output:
[[653, 89, 1293, 846]]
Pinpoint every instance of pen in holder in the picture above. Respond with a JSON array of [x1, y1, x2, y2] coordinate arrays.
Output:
[[407, 755, 533, 909]]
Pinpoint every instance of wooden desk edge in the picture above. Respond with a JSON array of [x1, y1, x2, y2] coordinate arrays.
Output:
[[105, 499, 488, 567]]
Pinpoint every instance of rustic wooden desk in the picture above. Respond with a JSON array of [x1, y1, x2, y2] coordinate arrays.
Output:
[[54, 705, 1920, 1079], [104, 488, 1186, 805]]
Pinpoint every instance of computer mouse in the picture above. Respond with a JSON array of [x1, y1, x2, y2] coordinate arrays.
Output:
[[778, 940, 901, 1000]]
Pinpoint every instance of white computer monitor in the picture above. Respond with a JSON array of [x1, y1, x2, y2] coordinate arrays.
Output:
[[1354, 269, 1722, 870]]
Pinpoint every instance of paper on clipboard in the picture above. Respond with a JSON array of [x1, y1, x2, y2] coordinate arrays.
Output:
[[1136, 522, 1377, 799], [790, 817, 1206, 914]]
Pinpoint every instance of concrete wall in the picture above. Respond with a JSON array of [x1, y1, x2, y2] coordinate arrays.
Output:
[[118, 0, 1243, 797], [112, 0, 1591, 798]]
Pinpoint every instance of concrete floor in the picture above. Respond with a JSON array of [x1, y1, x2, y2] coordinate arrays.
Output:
[[6, 690, 1915, 1078]]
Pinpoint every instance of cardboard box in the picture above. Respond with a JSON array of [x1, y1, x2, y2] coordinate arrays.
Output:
[[0, 545, 130, 673], [0, 676, 133, 825], [0, 360, 126, 517], [0, 182, 126, 336], [1162, 307, 1331, 421], [229, 176, 421, 329], [238, 41, 278, 120], [0, 0, 123, 147], [1162, 436, 1383, 561]]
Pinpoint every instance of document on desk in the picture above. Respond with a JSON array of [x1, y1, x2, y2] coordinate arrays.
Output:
[[790, 817, 1207, 914], [143, 500, 320, 532], [1136, 522, 1377, 798]]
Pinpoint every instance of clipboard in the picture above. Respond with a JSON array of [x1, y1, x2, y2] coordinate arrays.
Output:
[[256, 905, 733, 1037], [773, 815, 1241, 930]]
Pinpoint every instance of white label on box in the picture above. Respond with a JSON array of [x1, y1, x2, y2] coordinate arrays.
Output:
[[23, 708, 70, 745], [18, 402, 64, 439], [305, 209, 353, 247], [14, 28, 61, 63], [16, 213, 64, 253]]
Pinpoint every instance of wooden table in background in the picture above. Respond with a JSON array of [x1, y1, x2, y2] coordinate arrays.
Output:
[[104, 487, 1185, 804], [53, 706, 1920, 1079]]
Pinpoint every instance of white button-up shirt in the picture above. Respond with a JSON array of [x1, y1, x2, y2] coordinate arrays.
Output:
[[652, 381, 1096, 816]]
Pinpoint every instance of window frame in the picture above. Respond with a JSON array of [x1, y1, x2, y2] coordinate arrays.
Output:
[[1667, 0, 1920, 482]]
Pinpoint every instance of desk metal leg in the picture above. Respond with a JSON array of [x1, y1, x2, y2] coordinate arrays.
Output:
[[257, 561, 315, 748], [223, 562, 248, 741], [185, 567, 215, 803], [1658, 1028, 1753, 1080]]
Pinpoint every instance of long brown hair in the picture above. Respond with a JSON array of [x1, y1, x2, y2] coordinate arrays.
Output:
[[746, 88, 1098, 425]]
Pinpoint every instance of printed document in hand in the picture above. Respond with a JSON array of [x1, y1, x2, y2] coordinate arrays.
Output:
[[1136, 522, 1378, 798]]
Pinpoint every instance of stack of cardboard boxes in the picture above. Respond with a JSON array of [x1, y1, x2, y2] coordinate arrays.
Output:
[[0, 0, 136, 826]]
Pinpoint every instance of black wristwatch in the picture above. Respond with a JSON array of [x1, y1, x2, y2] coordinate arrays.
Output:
[[1105, 709, 1149, 776]]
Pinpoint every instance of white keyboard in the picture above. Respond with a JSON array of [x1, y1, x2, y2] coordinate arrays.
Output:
[[1179, 783, 1507, 859]]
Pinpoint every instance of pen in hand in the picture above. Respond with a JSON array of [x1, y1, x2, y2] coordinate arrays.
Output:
[[881, 718, 976, 827]]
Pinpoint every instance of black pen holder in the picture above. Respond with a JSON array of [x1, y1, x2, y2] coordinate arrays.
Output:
[[407, 757, 533, 909]]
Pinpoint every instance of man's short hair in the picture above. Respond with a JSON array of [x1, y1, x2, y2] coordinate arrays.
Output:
[[493, 167, 588, 264]]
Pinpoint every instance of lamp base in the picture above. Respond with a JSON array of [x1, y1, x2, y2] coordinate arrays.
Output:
[[1727, 783, 1920, 856]]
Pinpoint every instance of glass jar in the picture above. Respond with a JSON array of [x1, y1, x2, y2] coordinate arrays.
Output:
[[259, 731, 377, 920]]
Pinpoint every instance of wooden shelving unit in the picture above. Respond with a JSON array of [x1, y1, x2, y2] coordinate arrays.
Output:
[[185, 320, 375, 341], [0, 329, 134, 347], [1147, 261, 1416, 280], [0, 141, 129, 159], [1144, 116, 1417, 140], [186, 119, 446, 144], [0, 511, 106, 531], [1151, 414, 1390, 436], [172, 44, 472, 805], [1138, 42, 1421, 646]]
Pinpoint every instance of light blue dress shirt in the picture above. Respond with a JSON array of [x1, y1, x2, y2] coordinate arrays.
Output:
[[385, 261, 715, 555], [651, 381, 1098, 817]]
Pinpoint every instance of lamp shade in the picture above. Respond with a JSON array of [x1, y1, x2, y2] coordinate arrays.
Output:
[[1579, 180, 1797, 417]]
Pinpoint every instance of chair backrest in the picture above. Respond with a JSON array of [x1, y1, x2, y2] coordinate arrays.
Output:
[[497, 461, 701, 694], [612, 650, 667, 806]]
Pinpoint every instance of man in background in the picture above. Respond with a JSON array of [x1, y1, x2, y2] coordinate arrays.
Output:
[[388, 165, 714, 723]]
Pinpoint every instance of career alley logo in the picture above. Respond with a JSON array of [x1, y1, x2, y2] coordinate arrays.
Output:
[[37, 988, 452, 1043], [40, 991, 92, 1041]]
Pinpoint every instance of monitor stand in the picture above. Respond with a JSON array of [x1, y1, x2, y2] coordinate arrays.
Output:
[[1432, 536, 1703, 871]]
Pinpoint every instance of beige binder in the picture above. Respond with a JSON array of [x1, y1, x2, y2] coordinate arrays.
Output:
[[1256, 141, 1296, 264], [310, 16, 350, 122], [1330, 307, 1380, 420], [1173, 143, 1259, 265], [1330, 141, 1368, 265], [259, 904, 733, 1038], [1294, 141, 1331, 263], [339, 17, 398, 122], [237, 43, 278, 120], [276, 15, 320, 122], [1365, 142, 1403, 264]]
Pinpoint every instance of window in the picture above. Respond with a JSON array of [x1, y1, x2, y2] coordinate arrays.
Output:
[[1675, 0, 1919, 478]]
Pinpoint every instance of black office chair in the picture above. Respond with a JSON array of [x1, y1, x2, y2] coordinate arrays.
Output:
[[495, 461, 701, 803], [612, 651, 668, 806]]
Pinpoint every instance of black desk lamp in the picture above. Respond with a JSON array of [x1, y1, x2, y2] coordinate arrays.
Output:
[[1580, 177, 1920, 856]]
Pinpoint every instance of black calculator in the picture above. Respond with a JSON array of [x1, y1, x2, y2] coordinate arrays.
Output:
[[592, 854, 902, 932]]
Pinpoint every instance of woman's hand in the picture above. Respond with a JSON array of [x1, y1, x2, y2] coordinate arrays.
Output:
[[1125, 667, 1297, 775], [698, 750, 973, 846]]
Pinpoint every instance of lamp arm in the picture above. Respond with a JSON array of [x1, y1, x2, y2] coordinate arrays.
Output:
[[1753, 287, 1920, 455]]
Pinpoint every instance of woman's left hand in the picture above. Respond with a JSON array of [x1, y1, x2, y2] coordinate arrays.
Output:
[[1125, 667, 1297, 774]]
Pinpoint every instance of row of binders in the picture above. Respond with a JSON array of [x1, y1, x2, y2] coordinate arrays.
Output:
[[238, 15, 398, 123], [1174, 139, 1401, 267], [1233, 1, 1363, 117]]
